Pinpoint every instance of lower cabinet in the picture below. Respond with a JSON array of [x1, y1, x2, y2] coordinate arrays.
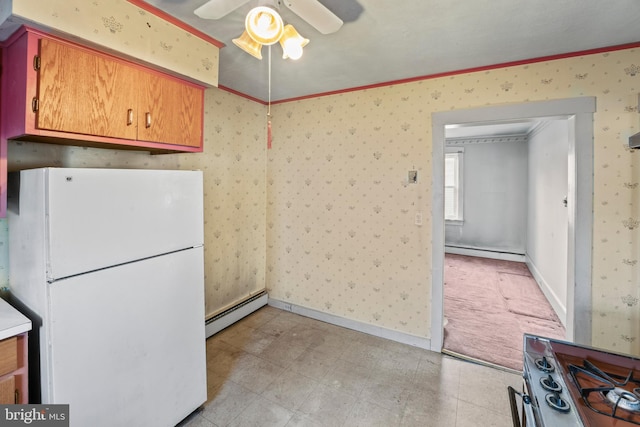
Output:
[[0, 334, 28, 404], [0, 376, 16, 404]]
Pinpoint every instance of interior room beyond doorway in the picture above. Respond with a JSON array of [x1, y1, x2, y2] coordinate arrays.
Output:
[[441, 118, 570, 370]]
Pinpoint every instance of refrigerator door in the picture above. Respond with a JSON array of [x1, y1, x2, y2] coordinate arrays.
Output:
[[42, 168, 204, 281], [47, 247, 206, 427]]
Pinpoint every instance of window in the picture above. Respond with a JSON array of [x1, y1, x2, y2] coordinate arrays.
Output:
[[444, 149, 463, 221]]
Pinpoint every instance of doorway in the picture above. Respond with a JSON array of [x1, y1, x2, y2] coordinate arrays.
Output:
[[441, 118, 567, 370], [430, 97, 596, 354]]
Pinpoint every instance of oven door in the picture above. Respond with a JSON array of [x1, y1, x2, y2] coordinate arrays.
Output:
[[508, 385, 539, 427]]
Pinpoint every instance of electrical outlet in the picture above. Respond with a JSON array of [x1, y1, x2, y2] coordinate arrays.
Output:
[[408, 170, 418, 183], [283, 303, 292, 312], [415, 212, 422, 226]]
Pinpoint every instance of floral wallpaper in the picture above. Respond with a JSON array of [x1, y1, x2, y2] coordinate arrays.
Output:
[[4, 0, 218, 86], [267, 90, 432, 338], [179, 89, 267, 319], [267, 47, 640, 355]]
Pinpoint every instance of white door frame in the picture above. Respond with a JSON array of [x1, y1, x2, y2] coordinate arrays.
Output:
[[430, 97, 595, 351]]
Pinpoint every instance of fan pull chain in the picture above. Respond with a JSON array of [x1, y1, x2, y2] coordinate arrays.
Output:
[[267, 45, 272, 150]]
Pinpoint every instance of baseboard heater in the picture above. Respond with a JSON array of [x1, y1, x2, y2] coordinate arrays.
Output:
[[204, 291, 268, 338]]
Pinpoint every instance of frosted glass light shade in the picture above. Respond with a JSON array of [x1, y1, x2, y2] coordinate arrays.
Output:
[[279, 24, 309, 60], [245, 6, 284, 45], [232, 30, 263, 60]]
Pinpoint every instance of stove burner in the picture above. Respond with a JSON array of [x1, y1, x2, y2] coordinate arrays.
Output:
[[545, 392, 571, 412], [540, 374, 562, 392], [535, 356, 555, 373], [523, 335, 640, 427], [604, 388, 640, 413], [568, 359, 640, 424]]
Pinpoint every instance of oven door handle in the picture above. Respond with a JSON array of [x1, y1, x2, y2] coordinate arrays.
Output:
[[508, 386, 536, 427]]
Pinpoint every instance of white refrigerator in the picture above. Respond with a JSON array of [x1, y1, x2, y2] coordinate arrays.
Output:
[[7, 168, 207, 427]]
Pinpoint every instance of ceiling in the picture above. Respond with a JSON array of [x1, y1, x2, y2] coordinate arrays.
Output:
[[143, 0, 640, 103]]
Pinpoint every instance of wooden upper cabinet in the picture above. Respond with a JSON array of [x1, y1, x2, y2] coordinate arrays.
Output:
[[137, 71, 203, 148], [1, 28, 204, 153], [37, 38, 138, 140]]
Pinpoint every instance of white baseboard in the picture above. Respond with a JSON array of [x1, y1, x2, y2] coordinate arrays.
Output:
[[268, 298, 432, 351], [525, 255, 567, 327], [445, 246, 525, 262], [205, 292, 268, 338]]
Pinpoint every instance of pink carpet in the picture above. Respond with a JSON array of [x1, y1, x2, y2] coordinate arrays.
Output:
[[443, 254, 565, 371]]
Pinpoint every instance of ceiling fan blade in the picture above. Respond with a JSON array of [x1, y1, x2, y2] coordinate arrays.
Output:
[[194, 0, 251, 19], [282, 0, 343, 34]]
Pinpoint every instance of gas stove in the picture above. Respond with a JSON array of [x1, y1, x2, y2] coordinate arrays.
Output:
[[508, 334, 640, 427]]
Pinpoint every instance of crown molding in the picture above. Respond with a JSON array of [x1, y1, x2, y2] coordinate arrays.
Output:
[[446, 134, 528, 145]]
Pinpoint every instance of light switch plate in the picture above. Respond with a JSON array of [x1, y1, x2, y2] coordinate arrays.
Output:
[[415, 212, 422, 225], [408, 170, 417, 183]]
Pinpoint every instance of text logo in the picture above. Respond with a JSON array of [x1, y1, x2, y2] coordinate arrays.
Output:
[[0, 405, 69, 426]]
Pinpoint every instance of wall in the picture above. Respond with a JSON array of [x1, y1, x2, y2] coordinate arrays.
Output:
[[268, 47, 640, 355], [526, 120, 570, 324], [445, 139, 528, 254], [267, 88, 431, 338], [179, 89, 267, 319]]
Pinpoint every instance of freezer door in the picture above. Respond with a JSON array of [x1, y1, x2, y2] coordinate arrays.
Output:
[[46, 247, 206, 427], [42, 168, 204, 280]]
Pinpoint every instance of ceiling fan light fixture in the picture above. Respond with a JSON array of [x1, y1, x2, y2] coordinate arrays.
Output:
[[232, 30, 263, 60], [279, 24, 309, 60], [245, 6, 284, 45]]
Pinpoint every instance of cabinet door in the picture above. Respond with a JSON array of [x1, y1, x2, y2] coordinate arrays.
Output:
[[137, 71, 203, 147], [0, 337, 17, 377], [37, 38, 138, 140], [0, 376, 15, 404]]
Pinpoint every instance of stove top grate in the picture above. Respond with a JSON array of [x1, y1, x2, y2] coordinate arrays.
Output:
[[568, 360, 640, 424]]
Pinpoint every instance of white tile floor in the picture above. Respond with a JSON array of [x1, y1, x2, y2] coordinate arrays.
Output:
[[182, 306, 522, 427]]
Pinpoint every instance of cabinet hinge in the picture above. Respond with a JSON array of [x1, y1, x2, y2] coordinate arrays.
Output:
[[33, 55, 41, 71], [32, 97, 39, 113]]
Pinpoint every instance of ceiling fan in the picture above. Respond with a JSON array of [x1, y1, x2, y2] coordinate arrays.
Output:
[[194, 0, 343, 35], [195, 0, 342, 145], [195, 0, 342, 60]]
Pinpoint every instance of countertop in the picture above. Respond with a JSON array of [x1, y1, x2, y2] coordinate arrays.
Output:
[[0, 297, 31, 340]]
